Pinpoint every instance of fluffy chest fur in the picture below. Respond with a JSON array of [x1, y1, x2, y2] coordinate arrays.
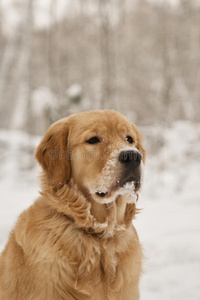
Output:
[[0, 195, 142, 300]]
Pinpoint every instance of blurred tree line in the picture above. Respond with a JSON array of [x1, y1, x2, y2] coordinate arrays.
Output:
[[0, 0, 199, 135]]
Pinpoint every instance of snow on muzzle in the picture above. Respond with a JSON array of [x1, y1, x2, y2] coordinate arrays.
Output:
[[93, 148, 143, 202]]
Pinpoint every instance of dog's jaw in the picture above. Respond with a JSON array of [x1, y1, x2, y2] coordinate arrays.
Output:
[[92, 181, 139, 204]]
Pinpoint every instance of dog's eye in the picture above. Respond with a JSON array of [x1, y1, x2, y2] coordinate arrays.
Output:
[[86, 137, 100, 144], [126, 136, 134, 144]]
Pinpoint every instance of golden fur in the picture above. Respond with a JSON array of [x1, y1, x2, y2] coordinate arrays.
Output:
[[0, 110, 146, 300]]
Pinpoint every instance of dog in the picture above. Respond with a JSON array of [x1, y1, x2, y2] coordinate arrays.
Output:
[[0, 110, 146, 300]]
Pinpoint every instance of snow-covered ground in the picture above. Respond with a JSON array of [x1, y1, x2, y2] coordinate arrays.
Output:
[[138, 121, 200, 300], [0, 121, 200, 299]]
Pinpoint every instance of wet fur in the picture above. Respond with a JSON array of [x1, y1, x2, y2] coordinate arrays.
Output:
[[0, 110, 145, 300]]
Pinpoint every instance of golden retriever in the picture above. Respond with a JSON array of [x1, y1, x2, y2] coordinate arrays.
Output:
[[0, 110, 146, 300]]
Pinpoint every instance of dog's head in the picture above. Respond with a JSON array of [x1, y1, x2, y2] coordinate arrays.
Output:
[[35, 110, 145, 204]]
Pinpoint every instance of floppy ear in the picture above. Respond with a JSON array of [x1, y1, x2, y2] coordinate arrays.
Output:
[[132, 124, 146, 163], [35, 119, 70, 188]]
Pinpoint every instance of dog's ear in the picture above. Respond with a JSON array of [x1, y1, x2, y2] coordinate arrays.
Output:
[[35, 119, 70, 188], [132, 124, 146, 163]]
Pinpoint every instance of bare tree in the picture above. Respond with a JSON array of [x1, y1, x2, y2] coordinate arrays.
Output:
[[0, 37, 18, 116], [11, 0, 34, 130], [47, 0, 63, 103], [98, 0, 114, 109], [0, 0, 2, 44]]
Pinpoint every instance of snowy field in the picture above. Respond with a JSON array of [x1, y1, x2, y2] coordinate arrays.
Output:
[[0, 121, 200, 299]]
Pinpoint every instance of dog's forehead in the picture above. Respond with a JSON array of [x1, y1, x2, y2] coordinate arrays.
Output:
[[69, 110, 133, 137]]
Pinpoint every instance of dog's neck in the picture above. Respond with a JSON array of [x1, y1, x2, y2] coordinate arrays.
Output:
[[41, 179, 136, 238], [90, 196, 127, 225]]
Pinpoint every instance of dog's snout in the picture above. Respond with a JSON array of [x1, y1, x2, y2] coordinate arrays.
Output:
[[119, 150, 142, 167]]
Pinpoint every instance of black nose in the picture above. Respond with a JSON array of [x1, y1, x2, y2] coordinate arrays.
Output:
[[119, 150, 142, 167]]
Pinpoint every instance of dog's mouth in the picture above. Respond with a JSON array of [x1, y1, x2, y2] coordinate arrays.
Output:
[[118, 176, 141, 192], [95, 192, 108, 197], [95, 176, 141, 199]]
